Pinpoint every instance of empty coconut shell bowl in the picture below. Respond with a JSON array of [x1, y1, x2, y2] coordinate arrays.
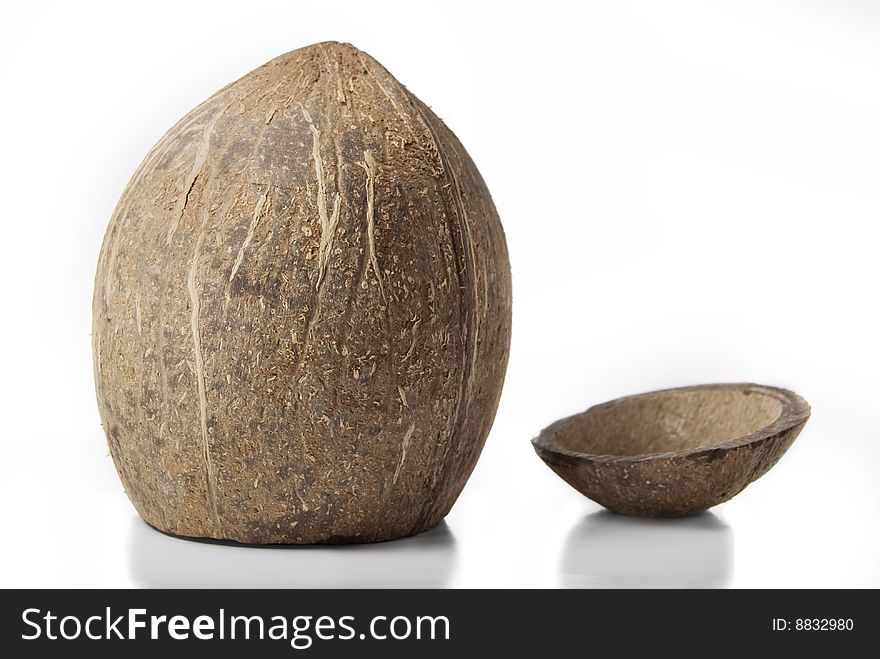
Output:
[[532, 383, 810, 517]]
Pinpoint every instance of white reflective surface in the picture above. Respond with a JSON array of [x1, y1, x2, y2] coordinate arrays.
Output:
[[560, 512, 733, 588], [128, 519, 457, 589]]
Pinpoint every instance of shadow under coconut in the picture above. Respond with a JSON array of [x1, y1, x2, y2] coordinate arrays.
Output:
[[128, 517, 458, 588], [560, 510, 734, 588]]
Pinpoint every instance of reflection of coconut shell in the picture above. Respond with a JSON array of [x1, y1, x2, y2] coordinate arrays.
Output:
[[561, 512, 733, 588], [93, 42, 511, 544], [533, 384, 809, 516]]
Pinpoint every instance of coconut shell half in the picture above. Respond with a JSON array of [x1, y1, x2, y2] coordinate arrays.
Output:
[[532, 384, 810, 517]]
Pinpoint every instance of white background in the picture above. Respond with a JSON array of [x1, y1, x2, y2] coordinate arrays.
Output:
[[1, 0, 878, 588]]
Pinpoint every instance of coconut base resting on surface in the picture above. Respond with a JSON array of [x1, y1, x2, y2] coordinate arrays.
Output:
[[92, 42, 511, 544], [532, 384, 810, 517]]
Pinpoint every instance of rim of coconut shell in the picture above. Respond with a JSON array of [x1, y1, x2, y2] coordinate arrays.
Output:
[[531, 383, 811, 465]]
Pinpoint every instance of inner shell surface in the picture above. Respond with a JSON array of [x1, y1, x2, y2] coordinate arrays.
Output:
[[555, 388, 783, 456]]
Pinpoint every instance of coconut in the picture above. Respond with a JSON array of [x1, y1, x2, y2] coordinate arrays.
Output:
[[93, 42, 511, 544]]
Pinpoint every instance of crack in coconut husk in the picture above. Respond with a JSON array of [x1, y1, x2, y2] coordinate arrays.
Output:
[[186, 209, 223, 534]]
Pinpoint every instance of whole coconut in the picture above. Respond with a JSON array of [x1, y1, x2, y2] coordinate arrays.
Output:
[[93, 42, 511, 544]]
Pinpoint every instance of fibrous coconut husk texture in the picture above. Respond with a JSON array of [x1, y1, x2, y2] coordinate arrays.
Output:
[[93, 42, 512, 544]]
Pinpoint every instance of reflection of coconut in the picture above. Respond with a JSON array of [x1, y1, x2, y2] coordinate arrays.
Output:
[[561, 512, 733, 588], [128, 518, 457, 588], [93, 41, 511, 544]]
